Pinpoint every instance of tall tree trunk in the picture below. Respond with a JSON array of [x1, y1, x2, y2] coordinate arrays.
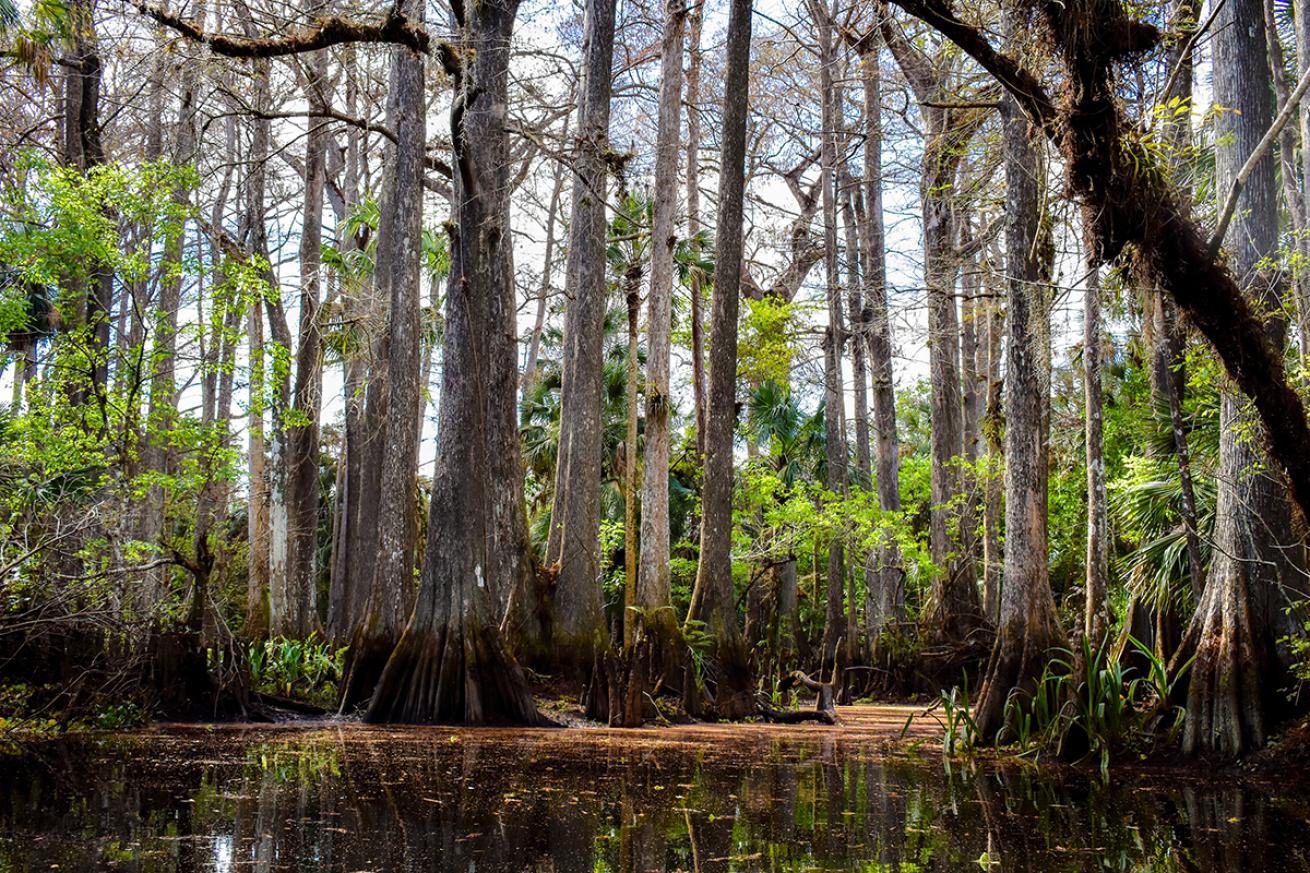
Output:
[[326, 346, 365, 643], [328, 51, 388, 658], [686, 0, 755, 719], [278, 44, 329, 640], [685, 4, 708, 459], [1265, 0, 1310, 368], [958, 234, 983, 605], [622, 258, 641, 650], [140, 26, 197, 609], [881, 16, 984, 641], [1294, 0, 1310, 362], [521, 114, 571, 398], [842, 175, 872, 677], [367, 0, 541, 725], [340, 1, 427, 710], [960, 248, 983, 469], [60, 0, 112, 406], [195, 100, 239, 641], [1083, 264, 1110, 644], [1160, 0, 1205, 606], [813, 0, 850, 673], [264, 285, 294, 637], [543, 0, 618, 673], [1175, 0, 1305, 757], [246, 300, 270, 638], [636, 0, 688, 668], [973, 88, 1065, 741], [241, 54, 274, 640], [857, 25, 904, 634], [980, 280, 1004, 622]]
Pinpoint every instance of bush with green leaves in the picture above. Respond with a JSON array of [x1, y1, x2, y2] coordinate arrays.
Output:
[[247, 635, 346, 706]]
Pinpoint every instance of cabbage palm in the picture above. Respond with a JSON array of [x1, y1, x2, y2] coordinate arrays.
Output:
[[747, 380, 827, 486]]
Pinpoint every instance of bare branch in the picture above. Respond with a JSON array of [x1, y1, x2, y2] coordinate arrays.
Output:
[[134, 3, 430, 57]]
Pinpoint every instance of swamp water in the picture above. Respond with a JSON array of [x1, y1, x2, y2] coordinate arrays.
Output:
[[0, 719, 1307, 872]]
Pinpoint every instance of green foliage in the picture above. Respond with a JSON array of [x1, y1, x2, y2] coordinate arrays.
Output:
[[91, 702, 147, 731], [1111, 456, 1216, 614], [992, 636, 1193, 776], [738, 297, 808, 386], [938, 680, 980, 757], [0, 157, 259, 642], [247, 635, 346, 706]]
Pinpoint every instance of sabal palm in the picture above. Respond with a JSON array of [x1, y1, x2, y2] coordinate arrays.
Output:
[[747, 380, 827, 486]]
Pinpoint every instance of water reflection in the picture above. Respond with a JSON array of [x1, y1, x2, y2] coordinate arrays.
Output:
[[0, 725, 1306, 871]]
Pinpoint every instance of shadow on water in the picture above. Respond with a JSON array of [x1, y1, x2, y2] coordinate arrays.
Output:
[[1, 725, 1308, 871]]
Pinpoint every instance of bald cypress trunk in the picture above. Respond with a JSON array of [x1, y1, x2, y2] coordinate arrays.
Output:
[[980, 284, 1004, 622], [339, 0, 427, 709], [882, 16, 984, 643], [813, 0, 850, 673], [240, 50, 275, 640], [1175, 0, 1306, 756], [1293, 0, 1310, 363], [543, 0, 618, 673], [687, 0, 755, 719], [1083, 264, 1111, 645], [636, 0, 689, 671], [973, 90, 1065, 741], [857, 25, 904, 634], [278, 41, 328, 640], [685, 6, 708, 459], [141, 30, 197, 609], [366, 0, 540, 725]]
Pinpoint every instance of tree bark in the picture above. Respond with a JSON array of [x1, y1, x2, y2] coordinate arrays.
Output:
[[686, 5, 708, 460], [687, 0, 755, 720], [240, 50, 275, 640], [882, 14, 985, 641], [1083, 263, 1111, 645], [980, 280, 1004, 622], [278, 40, 329, 640], [1293, 0, 1310, 363], [973, 89, 1065, 741], [857, 25, 904, 633], [813, 0, 850, 674], [246, 301, 270, 639], [636, 0, 688, 669], [340, 0, 427, 710], [1176, 0, 1303, 757], [367, 0, 541, 725], [543, 0, 618, 672], [621, 245, 643, 651]]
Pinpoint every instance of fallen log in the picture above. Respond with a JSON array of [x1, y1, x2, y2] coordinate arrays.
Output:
[[757, 670, 840, 724], [757, 705, 837, 725]]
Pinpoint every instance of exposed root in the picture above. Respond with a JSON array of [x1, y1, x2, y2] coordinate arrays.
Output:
[[973, 612, 1065, 742], [365, 620, 544, 725]]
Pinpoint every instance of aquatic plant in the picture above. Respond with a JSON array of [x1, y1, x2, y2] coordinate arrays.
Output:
[[247, 634, 346, 705]]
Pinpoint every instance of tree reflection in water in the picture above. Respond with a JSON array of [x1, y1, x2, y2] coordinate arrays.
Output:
[[0, 726, 1307, 872]]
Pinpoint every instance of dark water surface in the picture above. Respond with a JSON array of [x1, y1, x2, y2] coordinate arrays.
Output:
[[1, 722, 1307, 872]]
